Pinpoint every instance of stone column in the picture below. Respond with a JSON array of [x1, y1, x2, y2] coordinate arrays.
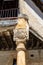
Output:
[[13, 14, 29, 65], [16, 42, 26, 65]]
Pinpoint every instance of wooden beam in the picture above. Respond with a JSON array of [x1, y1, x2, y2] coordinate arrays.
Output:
[[3, 31, 14, 50], [0, 32, 9, 50]]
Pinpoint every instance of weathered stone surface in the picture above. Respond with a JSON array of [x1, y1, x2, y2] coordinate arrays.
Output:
[[26, 50, 43, 65], [0, 51, 16, 65], [0, 50, 43, 65], [28, 50, 39, 62]]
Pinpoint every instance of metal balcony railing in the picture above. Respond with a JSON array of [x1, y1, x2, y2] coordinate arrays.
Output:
[[0, 8, 18, 18]]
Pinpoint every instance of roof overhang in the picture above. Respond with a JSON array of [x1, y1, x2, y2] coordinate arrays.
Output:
[[25, 0, 43, 18], [19, 0, 43, 41]]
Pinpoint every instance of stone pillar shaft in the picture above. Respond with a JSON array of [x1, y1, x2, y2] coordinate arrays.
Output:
[[16, 42, 26, 65], [17, 50, 26, 65]]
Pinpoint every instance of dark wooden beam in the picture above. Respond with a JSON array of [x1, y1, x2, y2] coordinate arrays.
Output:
[[3, 31, 14, 50]]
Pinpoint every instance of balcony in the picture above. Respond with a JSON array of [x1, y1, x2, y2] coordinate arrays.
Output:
[[0, 8, 18, 18]]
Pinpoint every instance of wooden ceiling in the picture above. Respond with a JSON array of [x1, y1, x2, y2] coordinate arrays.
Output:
[[0, 29, 42, 51]]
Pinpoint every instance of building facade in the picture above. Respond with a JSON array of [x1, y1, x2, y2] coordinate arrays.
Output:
[[0, 0, 43, 65]]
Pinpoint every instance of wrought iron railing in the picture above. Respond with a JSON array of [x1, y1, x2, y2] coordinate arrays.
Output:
[[0, 8, 18, 18]]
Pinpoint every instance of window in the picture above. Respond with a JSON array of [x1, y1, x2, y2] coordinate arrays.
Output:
[[13, 59, 16, 65]]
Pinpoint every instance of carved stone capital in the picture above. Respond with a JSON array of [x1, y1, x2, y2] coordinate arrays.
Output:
[[13, 28, 28, 41], [13, 14, 29, 42]]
